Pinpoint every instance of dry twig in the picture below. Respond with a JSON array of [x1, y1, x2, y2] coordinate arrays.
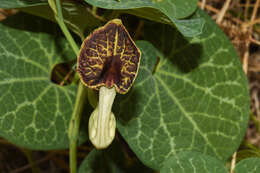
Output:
[[10, 152, 56, 173], [242, 0, 260, 75], [230, 152, 237, 173], [201, 0, 206, 10], [216, 0, 232, 24]]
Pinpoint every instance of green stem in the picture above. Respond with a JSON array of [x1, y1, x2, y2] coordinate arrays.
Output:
[[55, 0, 79, 55], [68, 82, 88, 173], [92, 6, 97, 15], [22, 149, 39, 173], [48, 1, 86, 173]]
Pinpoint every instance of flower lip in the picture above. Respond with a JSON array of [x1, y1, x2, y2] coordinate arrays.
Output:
[[78, 19, 141, 94]]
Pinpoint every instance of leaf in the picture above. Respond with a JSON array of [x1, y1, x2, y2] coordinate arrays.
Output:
[[0, 13, 89, 149], [115, 9, 250, 170], [235, 158, 260, 173], [84, 0, 204, 37], [161, 151, 228, 173], [0, 0, 46, 8], [85, 0, 198, 19], [0, 0, 101, 39], [125, 7, 172, 25], [78, 140, 154, 173], [0, 0, 203, 37], [171, 17, 205, 37]]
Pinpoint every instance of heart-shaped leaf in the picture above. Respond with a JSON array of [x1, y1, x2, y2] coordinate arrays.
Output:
[[84, 0, 204, 37], [235, 158, 260, 173], [161, 151, 228, 173], [0, 13, 88, 149], [115, 9, 250, 170]]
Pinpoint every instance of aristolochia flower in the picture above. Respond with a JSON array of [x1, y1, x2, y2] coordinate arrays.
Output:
[[78, 19, 141, 149]]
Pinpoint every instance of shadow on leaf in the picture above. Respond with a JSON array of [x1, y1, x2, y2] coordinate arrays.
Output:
[[144, 21, 203, 73]]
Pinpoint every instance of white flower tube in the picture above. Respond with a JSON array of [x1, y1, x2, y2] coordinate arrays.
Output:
[[88, 86, 116, 149]]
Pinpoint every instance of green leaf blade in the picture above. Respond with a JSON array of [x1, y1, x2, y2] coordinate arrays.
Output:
[[115, 9, 250, 170], [85, 0, 198, 19], [235, 158, 260, 173], [0, 13, 89, 150], [161, 151, 228, 173], [172, 18, 205, 37], [85, 0, 202, 37]]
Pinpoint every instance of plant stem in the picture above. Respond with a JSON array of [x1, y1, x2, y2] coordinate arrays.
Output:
[[68, 82, 87, 173], [22, 149, 39, 173], [48, 1, 86, 173], [55, 0, 79, 55], [92, 6, 97, 15]]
